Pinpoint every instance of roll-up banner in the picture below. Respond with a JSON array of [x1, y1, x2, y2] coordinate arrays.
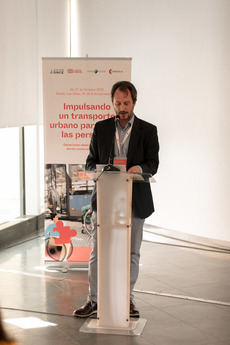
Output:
[[42, 58, 131, 267]]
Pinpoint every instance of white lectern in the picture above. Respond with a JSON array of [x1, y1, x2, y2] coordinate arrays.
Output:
[[80, 169, 150, 336]]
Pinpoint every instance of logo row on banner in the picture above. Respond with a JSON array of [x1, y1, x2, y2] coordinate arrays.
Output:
[[50, 68, 124, 75]]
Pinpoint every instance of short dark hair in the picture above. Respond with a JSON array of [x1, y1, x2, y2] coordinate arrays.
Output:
[[50, 213, 57, 220], [111, 81, 137, 103]]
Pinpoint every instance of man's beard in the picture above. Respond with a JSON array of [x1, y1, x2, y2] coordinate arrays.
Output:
[[118, 112, 132, 120]]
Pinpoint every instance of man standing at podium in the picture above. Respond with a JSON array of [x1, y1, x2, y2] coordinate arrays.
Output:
[[73, 81, 159, 318]]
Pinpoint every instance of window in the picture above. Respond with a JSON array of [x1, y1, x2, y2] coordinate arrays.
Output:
[[0, 127, 20, 224], [0, 125, 44, 225]]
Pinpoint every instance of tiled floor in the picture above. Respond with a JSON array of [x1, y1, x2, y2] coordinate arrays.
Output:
[[0, 230, 230, 345]]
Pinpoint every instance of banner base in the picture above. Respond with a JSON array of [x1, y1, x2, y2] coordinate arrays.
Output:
[[45, 261, 88, 271]]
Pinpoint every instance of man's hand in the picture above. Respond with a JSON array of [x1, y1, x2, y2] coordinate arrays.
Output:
[[128, 165, 142, 174]]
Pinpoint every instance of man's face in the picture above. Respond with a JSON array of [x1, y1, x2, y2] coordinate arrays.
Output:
[[112, 88, 136, 121]]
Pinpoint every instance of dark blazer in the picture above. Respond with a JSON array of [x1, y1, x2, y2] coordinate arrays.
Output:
[[86, 115, 159, 219]]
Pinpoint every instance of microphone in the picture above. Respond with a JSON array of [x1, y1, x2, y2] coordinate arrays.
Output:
[[107, 116, 120, 165], [103, 164, 120, 172], [99, 120, 119, 177]]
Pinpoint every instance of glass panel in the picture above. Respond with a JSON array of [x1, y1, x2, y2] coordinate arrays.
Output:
[[0, 127, 20, 224], [24, 125, 44, 215]]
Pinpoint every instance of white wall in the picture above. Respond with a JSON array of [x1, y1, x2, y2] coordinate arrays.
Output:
[[0, 0, 70, 127], [74, 0, 230, 242], [37, 0, 70, 124], [0, 0, 70, 216], [0, 0, 38, 127]]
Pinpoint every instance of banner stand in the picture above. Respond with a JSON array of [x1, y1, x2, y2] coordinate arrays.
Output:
[[43, 58, 131, 267]]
